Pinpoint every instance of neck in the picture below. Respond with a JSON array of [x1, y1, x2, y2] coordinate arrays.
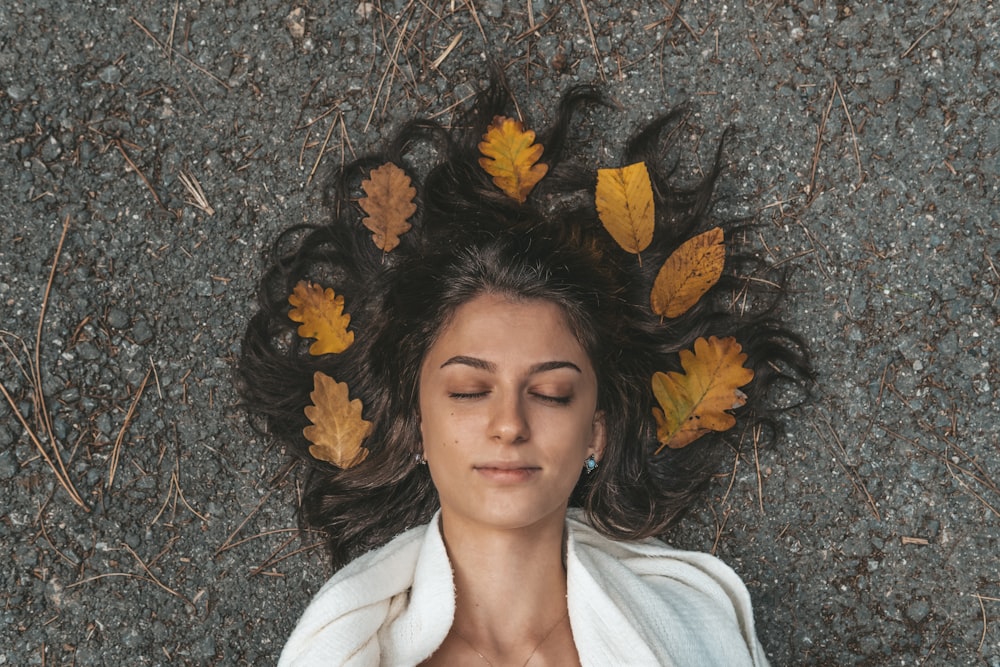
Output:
[[439, 509, 570, 655]]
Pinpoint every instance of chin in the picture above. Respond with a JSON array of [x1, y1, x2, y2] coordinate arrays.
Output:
[[447, 499, 570, 532]]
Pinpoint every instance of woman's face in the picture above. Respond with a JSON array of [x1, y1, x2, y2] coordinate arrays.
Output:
[[418, 293, 605, 534]]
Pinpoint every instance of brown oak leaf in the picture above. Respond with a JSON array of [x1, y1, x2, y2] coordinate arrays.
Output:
[[303, 371, 372, 468], [358, 162, 416, 252], [478, 116, 548, 203], [651, 335, 754, 452], [288, 281, 355, 356]]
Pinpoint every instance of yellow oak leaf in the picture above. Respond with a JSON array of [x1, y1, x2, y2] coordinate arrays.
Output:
[[651, 335, 754, 452], [595, 162, 654, 260], [288, 281, 355, 356], [650, 227, 725, 318], [478, 115, 548, 203], [358, 162, 416, 252], [303, 371, 372, 468]]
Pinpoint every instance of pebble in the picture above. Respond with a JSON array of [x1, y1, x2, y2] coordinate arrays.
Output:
[[7, 84, 31, 102], [98, 65, 121, 85], [905, 600, 930, 623], [95, 412, 112, 436], [132, 320, 154, 345], [0, 449, 18, 480], [107, 307, 129, 329], [40, 136, 61, 162], [76, 341, 101, 361]]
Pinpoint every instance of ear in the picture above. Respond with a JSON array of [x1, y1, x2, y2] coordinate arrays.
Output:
[[589, 410, 607, 462]]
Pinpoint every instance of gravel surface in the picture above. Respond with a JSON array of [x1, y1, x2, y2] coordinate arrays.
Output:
[[2, 2, 998, 665]]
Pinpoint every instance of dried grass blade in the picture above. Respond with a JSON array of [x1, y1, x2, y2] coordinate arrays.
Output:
[[178, 171, 215, 215]]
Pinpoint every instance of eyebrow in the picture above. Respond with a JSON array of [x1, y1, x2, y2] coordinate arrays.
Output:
[[440, 356, 582, 375]]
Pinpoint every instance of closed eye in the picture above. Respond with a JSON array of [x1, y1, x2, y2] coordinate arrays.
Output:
[[449, 391, 489, 400], [532, 393, 572, 405]]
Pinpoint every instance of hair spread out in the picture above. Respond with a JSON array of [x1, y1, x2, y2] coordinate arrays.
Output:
[[239, 76, 812, 568]]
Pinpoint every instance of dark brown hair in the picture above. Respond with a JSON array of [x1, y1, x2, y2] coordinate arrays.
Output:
[[239, 78, 811, 567]]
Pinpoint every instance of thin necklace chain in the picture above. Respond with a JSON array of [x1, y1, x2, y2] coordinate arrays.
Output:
[[453, 609, 569, 667]]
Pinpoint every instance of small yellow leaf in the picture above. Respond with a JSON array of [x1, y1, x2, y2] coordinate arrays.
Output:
[[303, 371, 372, 468], [650, 227, 725, 318], [595, 162, 654, 258], [288, 281, 355, 356], [358, 162, 416, 252], [478, 116, 548, 203], [651, 335, 754, 452]]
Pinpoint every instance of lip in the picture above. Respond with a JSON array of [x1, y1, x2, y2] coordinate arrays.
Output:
[[474, 463, 540, 483]]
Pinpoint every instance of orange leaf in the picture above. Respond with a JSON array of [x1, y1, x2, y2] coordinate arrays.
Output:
[[358, 162, 416, 252], [651, 336, 754, 452], [288, 281, 355, 356], [650, 227, 725, 318], [478, 116, 548, 203], [595, 162, 654, 258], [303, 371, 372, 468]]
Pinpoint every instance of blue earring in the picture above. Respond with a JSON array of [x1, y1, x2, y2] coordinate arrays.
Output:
[[584, 454, 598, 474]]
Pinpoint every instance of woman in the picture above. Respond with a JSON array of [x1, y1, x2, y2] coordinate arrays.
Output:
[[241, 79, 809, 666]]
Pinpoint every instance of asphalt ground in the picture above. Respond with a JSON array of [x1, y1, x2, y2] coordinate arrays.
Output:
[[1, 1, 998, 665]]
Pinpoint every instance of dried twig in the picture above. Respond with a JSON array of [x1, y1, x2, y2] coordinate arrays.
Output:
[[166, 1, 180, 61], [114, 140, 166, 210], [427, 92, 477, 121], [643, 0, 682, 31], [216, 527, 301, 555], [812, 412, 881, 520], [944, 460, 1000, 518], [719, 445, 740, 508], [107, 367, 152, 491], [36, 216, 71, 474], [833, 79, 864, 190], [974, 593, 1000, 651], [215, 490, 274, 556], [307, 112, 340, 187], [514, 5, 563, 42], [150, 469, 209, 527], [752, 423, 764, 513], [121, 543, 195, 610], [578, 0, 606, 82], [806, 81, 837, 202], [0, 218, 87, 509], [129, 16, 230, 89], [462, 0, 488, 45], [900, 1, 959, 59], [250, 538, 324, 577], [293, 101, 342, 132], [710, 507, 730, 556], [366, 10, 413, 131], [431, 31, 463, 69]]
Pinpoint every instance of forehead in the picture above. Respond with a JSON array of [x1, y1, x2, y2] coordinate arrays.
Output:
[[423, 294, 591, 367]]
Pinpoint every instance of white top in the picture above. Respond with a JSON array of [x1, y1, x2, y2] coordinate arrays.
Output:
[[278, 510, 771, 666]]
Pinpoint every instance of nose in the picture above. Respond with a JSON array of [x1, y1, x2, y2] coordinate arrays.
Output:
[[488, 390, 530, 444]]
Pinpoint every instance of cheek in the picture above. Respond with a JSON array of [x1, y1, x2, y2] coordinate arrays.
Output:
[[418, 413, 459, 455]]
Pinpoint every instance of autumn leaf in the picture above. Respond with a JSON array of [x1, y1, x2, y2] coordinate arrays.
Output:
[[595, 162, 654, 260], [358, 162, 416, 252], [303, 371, 372, 468], [651, 335, 754, 452], [288, 281, 355, 356], [650, 227, 725, 318], [478, 116, 548, 203]]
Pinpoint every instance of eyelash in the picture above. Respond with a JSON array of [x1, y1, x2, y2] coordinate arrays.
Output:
[[534, 393, 572, 406], [447, 391, 572, 406], [449, 391, 488, 400]]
